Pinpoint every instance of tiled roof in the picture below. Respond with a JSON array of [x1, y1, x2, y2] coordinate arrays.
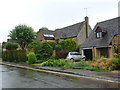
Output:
[[81, 17, 120, 48], [55, 21, 84, 39], [38, 21, 85, 39]]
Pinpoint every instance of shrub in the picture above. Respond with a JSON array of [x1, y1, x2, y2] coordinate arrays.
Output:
[[2, 50, 27, 62], [5, 42, 18, 50], [56, 50, 69, 59], [40, 59, 68, 67], [36, 42, 53, 60], [91, 57, 120, 71], [27, 40, 42, 52], [28, 52, 37, 64], [61, 39, 77, 52], [76, 44, 82, 52], [46, 42, 55, 50], [17, 50, 27, 62], [55, 45, 63, 52]]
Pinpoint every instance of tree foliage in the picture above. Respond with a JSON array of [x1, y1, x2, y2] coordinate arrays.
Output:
[[36, 42, 53, 60], [8, 24, 36, 49], [27, 40, 42, 52], [46, 42, 55, 50], [60, 39, 77, 52], [40, 27, 48, 30], [5, 42, 18, 50], [55, 44, 63, 52]]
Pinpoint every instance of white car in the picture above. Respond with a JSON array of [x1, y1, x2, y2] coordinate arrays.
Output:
[[66, 52, 86, 61]]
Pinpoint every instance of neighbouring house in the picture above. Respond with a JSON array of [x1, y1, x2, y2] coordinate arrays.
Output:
[[81, 17, 120, 60], [37, 29, 55, 42], [37, 16, 92, 45]]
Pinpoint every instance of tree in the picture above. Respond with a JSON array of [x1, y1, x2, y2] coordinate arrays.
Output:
[[27, 40, 42, 52], [46, 42, 55, 50], [40, 27, 48, 30], [8, 24, 36, 49], [5, 42, 18, 50], [36, 42, 53, 60], [61, 39, 77, 52]]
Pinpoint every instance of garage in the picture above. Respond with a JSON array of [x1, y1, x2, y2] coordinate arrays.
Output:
[[83, 49, 93, 60]]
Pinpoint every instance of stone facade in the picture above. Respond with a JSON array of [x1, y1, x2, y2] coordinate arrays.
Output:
[[37, 16, 92, 45]]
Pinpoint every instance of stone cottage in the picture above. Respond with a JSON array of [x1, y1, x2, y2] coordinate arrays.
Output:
[[81, 17, 120, 60], [37, 16, 92, 45]]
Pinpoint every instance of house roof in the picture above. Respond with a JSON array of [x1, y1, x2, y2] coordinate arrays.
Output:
[[38, 21, 85, 39], [39, 29, 55, 35], [81, 17, 120, 48], [55, 21, 85, 39]]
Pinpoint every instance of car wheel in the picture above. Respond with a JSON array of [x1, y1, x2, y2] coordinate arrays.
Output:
[[82, 57, 86, 60], [70, 58, 74, 62]]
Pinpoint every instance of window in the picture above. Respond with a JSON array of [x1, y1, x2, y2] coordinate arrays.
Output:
[[96, 32, 102, 38], [43, 34, 54, 37]]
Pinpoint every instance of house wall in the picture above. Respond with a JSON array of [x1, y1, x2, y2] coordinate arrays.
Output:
[[36, 32, 44, 41], [45, 40, 55, 42], [108, 47, 113, 58], [112, 36, 120, 53], [92, 47, 113, 59], [77, 22, 92, 45]]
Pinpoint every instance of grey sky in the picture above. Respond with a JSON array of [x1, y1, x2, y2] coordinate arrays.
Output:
[[0, 0, 119, 43]]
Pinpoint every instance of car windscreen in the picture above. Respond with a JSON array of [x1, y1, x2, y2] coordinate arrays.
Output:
[[70, 52, 81, 55]]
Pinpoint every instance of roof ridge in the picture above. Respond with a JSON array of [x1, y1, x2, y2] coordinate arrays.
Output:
[[55, 21, 85, 31], [97, 16, 119, 24]]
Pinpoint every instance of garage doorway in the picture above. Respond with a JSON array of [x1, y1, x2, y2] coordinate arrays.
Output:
[[84, 49, 93, 60]]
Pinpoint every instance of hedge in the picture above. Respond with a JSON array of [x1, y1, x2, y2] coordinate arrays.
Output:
[[2, 50, 27, 62]]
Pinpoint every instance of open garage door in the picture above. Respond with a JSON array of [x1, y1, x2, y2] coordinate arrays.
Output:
[[84, 49, 93, 60]]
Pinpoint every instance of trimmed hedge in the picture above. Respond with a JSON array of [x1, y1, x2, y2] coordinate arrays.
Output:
[[28, 52, 37, 64], [2, 50, 27, 62]]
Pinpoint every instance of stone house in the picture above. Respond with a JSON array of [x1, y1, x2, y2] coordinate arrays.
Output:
[[37, 16, 92, 45], [81, 17, 120, 60]]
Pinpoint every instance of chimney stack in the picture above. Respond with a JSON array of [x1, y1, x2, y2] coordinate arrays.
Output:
[[85, 16, 89, 38]]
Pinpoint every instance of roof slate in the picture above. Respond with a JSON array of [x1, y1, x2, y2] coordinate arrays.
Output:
[[81, 17, 120, 48], [39, 29, 55, 35], [38, 21, 85, 39], [55, 21, 84, 39]]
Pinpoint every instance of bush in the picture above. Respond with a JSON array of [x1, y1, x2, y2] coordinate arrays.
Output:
[[41, 59, 68, 67], [56, 50, 69, 59], [5, 42, 18, 50], [2, 50, 27, 62], [28, 52, 37, 64], [27, 40, 42, 52], [91, 57, 120, 71], [36, 42, 53, 60], [61, 39, 77, 52], [55, 45, 63, 52], [17, 50, 27, 62], [46, 42, 55, 50]]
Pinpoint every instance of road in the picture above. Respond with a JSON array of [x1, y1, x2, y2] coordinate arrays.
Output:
[[0, 65, 119, 88]]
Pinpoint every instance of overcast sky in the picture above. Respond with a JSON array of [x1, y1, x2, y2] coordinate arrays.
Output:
[[0, 0, 119, 43]]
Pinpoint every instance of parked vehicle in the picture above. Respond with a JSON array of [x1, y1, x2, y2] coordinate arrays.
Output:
[[66, 52, 86, 61]]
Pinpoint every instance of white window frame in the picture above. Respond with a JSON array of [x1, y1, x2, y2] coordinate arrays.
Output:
[[96, 32, 102, 38]]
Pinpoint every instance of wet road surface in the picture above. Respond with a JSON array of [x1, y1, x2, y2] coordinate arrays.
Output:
[[0, 65, 119, 88]]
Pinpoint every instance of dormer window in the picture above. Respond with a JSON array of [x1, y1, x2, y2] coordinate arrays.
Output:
[[95, 26, 105, 39], [96, 32, 102, 38]]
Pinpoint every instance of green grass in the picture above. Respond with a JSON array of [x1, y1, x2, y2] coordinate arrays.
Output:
[[33, 59, 110, 72], [0, 58, 2, 61]]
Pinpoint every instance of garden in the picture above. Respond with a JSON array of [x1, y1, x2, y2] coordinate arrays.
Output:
[[2, 24, 120, 72]]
